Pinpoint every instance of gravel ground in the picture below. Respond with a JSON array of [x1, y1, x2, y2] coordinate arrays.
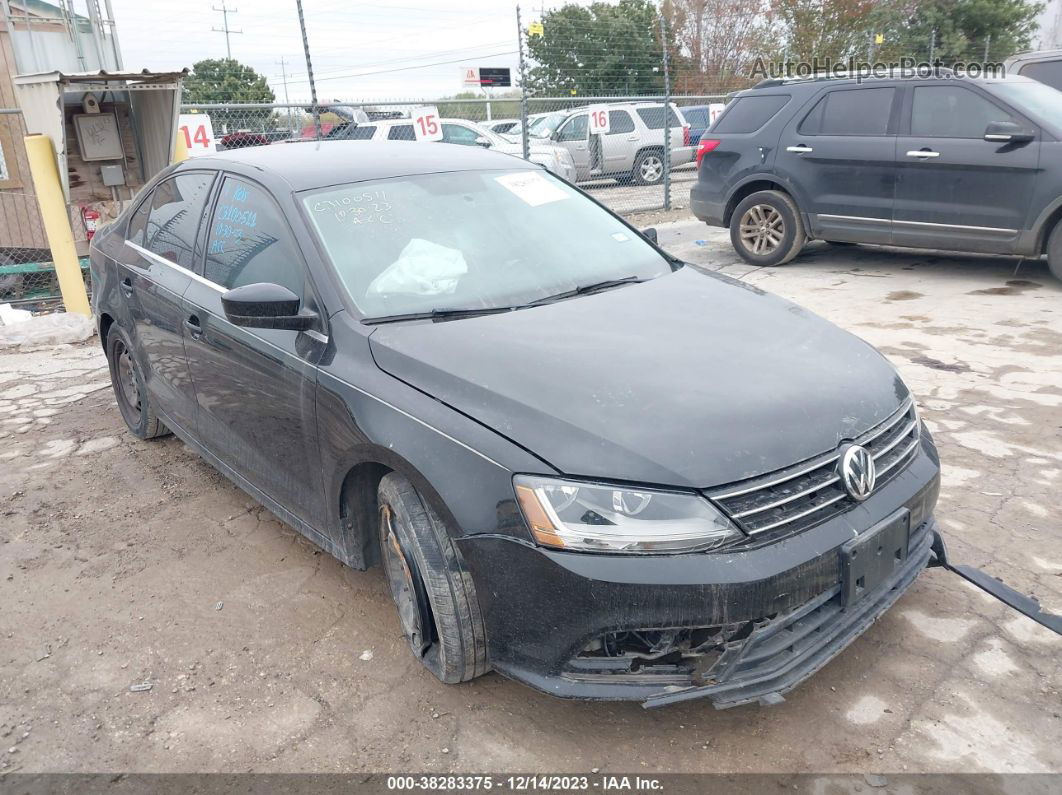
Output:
[[0, 225, 1059, 774]]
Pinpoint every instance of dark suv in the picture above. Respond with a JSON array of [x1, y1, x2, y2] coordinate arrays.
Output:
[[691, 72, 1062, 280]]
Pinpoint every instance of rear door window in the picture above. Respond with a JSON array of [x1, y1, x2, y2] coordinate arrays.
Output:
[[141, 172, 215, 267], [441, 123, 482, 145], [607, 110, 635, 134], [204, 177, 304, 298], [1018, 60, 1062, 92], [387, 125, 415, 141], [800, 87, 895, 135], [635, 106, 682, 129], [910, 85, 1016, 138], [712, 95, 791, 133]]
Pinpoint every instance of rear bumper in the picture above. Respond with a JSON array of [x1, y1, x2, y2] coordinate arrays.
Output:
[[690, 181, 725, 226], [457, 441, 940, 707]]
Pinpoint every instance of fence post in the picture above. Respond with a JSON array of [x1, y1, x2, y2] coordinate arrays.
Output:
[[23, 134, 90, 317], [517, 4, 530, 161], [659, 12, 672, 211]]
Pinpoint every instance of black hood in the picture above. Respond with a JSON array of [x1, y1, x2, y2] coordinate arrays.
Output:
[[369, 267, 909, 489]]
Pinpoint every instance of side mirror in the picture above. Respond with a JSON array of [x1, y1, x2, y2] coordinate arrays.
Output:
[[474, 136, 492, 148], [221, 282, 317, 331], [642, 227, 658, 244], [984, 121, 1035, 144]]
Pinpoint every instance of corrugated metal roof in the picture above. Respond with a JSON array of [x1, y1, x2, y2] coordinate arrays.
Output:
[[13, 69, 189, 86]]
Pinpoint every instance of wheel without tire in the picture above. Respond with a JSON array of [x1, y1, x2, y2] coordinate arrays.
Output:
[[1048, 221, 1062, 283], [105, 327, 169, 440], [632, 150, 665, 185], [729, 190, 806, 266], [377, 472, 488, 683]]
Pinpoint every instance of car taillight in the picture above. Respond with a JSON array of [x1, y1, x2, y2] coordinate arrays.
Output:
[[696, 138, 720, 167], [683, 124, 690, 147]]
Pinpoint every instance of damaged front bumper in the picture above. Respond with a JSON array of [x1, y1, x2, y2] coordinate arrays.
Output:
[[457, 442, 941, 708]]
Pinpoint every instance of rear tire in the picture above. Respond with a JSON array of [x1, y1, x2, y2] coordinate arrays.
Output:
[[377, 473, 488, 684], [105, 327, 169, 440], [632, 149, 665, 186], [1048, 221, 1062, 283], [729, 190, 806, 267]]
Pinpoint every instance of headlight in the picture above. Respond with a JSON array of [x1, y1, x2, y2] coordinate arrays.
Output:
[[513, 475, 743, 554]]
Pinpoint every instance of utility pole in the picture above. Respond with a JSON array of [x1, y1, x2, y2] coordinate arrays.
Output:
[[295, 0, 321, 140], [516, 4, 529, 161], [277, 56, 294, 134], [659, 12, 671, 211], [212, 0, 241, 59]]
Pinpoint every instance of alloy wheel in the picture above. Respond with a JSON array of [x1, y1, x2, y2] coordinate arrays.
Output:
[[739, 204, 785, 256], [639, 155, 663, 183]]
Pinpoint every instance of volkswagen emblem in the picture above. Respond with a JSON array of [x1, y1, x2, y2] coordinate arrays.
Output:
[[839, 444, 876, 501]]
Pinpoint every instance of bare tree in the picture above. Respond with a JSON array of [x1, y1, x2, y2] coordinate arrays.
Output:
[[666, 0, 776, 92]]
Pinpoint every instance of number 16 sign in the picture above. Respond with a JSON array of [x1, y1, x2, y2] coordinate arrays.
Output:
[[588, 105, 610, 135], [412, 106, 443, 142]]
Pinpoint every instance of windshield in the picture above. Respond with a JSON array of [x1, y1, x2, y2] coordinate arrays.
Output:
[[302, 169, 672, 319], [530, 112, 567, 137], [990, 80, 1062, 129]]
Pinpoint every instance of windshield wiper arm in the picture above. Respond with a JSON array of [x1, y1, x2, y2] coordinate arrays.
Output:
[[527, 275, 645, 307], [362, 305, 516, 325]]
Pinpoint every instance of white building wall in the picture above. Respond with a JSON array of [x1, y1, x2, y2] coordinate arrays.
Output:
[[1037, 0, 1062, 49]]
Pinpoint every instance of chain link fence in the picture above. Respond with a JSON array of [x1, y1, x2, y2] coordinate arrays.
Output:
[[181, 94, 725, 217], [0, 109, 91, 308]]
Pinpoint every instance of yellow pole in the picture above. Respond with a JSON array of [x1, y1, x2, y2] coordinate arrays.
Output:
[[172, 128, 189, 164], [23, 134, 91, 317]]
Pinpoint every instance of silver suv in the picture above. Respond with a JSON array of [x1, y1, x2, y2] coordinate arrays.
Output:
[[547, 102, 694, 185]]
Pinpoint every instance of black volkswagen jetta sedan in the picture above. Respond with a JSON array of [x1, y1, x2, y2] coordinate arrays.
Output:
[[90, 141, 941, 708]]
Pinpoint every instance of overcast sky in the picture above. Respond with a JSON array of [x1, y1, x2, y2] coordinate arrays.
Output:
[[109, 0, 577, 101]]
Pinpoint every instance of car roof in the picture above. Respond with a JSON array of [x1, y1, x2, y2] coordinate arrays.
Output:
[[188, 140, 534, 191]]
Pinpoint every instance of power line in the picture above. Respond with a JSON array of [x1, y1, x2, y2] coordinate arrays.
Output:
[[211, 1, 243, 59]]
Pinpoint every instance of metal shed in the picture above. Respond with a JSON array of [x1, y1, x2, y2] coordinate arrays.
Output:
[[13, 68, 185, 205]]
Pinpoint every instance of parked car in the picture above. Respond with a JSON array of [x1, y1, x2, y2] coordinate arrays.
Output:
[[678, 104, 719, 146], [692, 71, 1062, 280], [1005, 49, 1062, 92], [499, 111, 568, 143], [327, 117, 576, 182], [90, 141, 943, 708], [547, 102, 695, 185], [485, 118, 520, 135]]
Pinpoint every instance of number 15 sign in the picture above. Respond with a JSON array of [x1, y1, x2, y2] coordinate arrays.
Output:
[[412, 106, 443, 142]]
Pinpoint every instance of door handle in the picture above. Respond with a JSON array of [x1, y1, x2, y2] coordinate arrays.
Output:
[[183, 315, 202, 339], [906, 149, 940, 158], [575, 144, 587, 150], [120, 277, 133, 297], [786, 145, 813, 153], [626, 134, 639, 142]]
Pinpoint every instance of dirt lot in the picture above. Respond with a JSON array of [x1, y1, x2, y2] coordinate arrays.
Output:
[[0, 227, 1059, 774]]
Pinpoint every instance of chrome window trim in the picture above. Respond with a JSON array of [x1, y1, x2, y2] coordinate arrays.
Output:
[[125, 240, 225, 292]]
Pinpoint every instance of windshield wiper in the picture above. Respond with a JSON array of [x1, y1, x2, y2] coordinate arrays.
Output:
[[527, 275, 646, 307], [362, 305, 517, 325]]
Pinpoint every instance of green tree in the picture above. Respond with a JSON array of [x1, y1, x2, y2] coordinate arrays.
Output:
[[435, 91, 523, 122], [880, 0, 1043, 64], [182, 58, 276, 132], [772, 0, 880, 63], [526, 0, 674, 95]]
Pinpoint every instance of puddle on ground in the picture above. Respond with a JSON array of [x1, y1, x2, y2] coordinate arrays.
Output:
[[910, 355, 970, 373], [886, 290, 923, 301], [968, 280, 1043, 296]]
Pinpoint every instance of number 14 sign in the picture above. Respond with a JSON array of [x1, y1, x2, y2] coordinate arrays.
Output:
[[412, 106, 443, 142], [178, 114, 217, 157]]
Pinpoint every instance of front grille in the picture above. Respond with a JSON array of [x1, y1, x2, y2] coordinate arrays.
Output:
[[708, 400, 920, 542]]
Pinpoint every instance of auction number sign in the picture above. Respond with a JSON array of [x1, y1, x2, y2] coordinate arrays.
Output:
[[588, 105, 610, 135], [412, 106, 443, 142], [178, 114, 217, 157]]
